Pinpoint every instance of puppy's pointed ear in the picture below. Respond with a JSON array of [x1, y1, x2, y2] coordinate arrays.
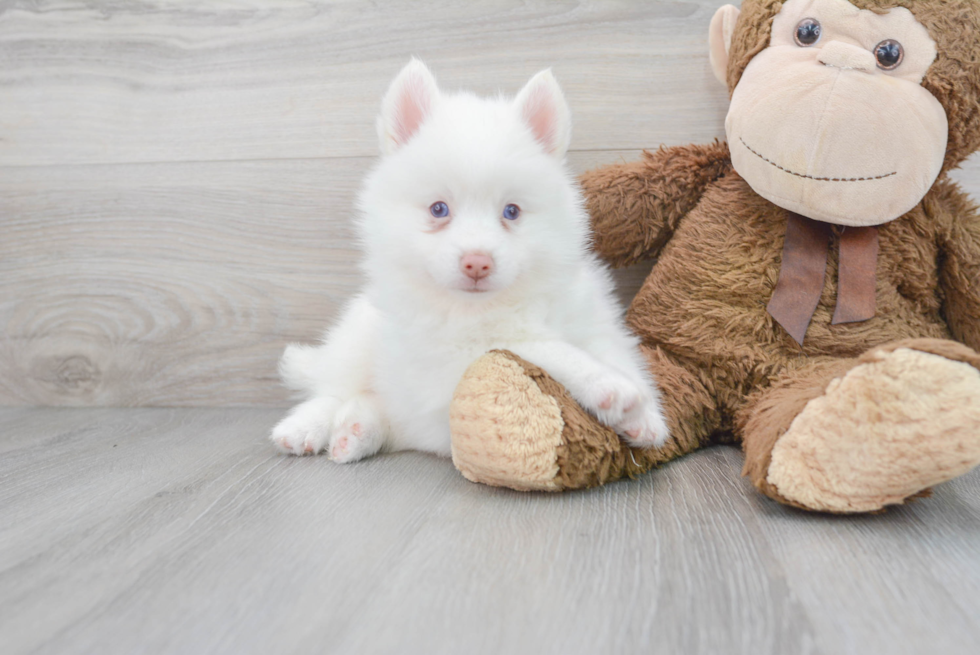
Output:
[[709, 5, 740, 86], [377, 58, 439, 154], [514, 69, 572, 159]]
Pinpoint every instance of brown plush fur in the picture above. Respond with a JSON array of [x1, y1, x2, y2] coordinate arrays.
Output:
[[726, 0, 980, 174], [580, 142, 980, 506], [574, 1, 980, 509], [586, 141, 732, 268]]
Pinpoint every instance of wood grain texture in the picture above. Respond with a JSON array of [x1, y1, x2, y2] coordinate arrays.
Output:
[[1, 407, 978, 655], [0, 0, 732, 166], [0, 157, 363, 406]]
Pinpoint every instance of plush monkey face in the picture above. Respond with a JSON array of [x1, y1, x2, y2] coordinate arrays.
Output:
[[711, 0, 948, 227]]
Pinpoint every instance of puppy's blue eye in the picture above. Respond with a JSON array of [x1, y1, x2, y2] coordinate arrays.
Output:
[[429, 202, 449, 218], [503, 204, 521, 220]]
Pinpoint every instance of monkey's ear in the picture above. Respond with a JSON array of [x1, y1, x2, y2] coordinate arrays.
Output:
[[709, 5, 740, 86]]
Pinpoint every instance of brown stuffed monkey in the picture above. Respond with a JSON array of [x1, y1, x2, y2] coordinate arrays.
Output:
[[448, 0, 980, 513]]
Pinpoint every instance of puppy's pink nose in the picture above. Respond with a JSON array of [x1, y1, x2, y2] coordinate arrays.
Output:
[[460, 252, 494, 281]]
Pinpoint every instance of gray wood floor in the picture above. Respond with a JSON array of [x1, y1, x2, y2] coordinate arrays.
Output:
[[2, 407, 979, 655]]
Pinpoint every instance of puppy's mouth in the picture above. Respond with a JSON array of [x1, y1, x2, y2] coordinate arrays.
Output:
[[458, 279, 494, 294], [739, 137, 897, 182]]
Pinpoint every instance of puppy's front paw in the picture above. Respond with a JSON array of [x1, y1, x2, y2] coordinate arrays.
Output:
[[580, 372, 644, 425], [328, 396, 387, 464], [576, 371, 670, 449], [271, 397, 339, 455], [618, 400, 670, 448]]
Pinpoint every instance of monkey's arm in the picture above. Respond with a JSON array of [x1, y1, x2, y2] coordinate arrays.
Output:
[[933, 181, 980, 351], [581, 140, 731, 268]]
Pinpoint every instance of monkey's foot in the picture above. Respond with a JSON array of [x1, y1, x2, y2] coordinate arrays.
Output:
[[449, 351, 671, 491], [766, 342, 980, 513]]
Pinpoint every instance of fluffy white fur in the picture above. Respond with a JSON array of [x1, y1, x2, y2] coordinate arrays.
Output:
[[271, 59, 669, 462]]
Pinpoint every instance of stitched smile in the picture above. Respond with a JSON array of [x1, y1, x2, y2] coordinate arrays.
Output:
[[740, 137, 897, 182]]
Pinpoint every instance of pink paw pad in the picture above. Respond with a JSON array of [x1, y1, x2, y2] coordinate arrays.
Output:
[[350, 423, 362, 438], [599, 395, 614, 410], [331, 436, 349, 459]]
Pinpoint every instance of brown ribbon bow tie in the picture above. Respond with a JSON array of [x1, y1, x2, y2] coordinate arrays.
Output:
[[767, 212, 879, 346]]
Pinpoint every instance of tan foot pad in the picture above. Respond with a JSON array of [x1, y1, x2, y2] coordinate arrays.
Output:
[[768, 348, 980, 513], [450, 351, 566, 491]]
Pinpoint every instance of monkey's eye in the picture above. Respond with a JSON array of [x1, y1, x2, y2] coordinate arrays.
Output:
[[502, 204, 521, 221], [874, 39, 904, 70], [429, 201, 449, 218], [794, 18, 821, 47]]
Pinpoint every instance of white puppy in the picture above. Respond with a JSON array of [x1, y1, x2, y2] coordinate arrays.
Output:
[[271, 59, 668, 462]]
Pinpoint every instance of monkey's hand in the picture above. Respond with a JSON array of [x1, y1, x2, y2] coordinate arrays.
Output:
[[580, 140, 731, 268]]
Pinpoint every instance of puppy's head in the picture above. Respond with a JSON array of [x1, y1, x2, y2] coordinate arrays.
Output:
[[358, 60, 586, 303]]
